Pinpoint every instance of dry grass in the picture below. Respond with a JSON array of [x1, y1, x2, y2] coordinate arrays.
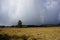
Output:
[[0, 27, 60, 40]]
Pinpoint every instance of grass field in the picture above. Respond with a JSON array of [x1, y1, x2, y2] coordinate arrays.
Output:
[[0, 27, 60, 40]]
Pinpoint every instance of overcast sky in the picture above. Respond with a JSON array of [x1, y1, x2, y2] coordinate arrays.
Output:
[[0, 0, 60, 26]]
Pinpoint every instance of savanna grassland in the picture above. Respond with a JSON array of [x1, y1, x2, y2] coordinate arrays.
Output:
[[0, 27, 60, 40]]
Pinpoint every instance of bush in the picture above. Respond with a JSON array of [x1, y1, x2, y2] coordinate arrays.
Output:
[[17, 20, 22, 28], [0, 34, 11, 40]]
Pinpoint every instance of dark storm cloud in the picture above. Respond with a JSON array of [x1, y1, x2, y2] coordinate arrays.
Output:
[[44, 0, 60, 24], [0, 0, 60, 26]]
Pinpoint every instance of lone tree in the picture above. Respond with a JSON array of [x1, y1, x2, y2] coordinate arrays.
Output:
[[17, 20, 22, 27]]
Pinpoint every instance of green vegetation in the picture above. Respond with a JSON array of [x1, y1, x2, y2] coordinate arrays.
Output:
[[17, 20, 22, 28]]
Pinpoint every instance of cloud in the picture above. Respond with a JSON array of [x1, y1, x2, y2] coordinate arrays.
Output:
[[0, 0, 60, 26], [0, 0, 39, 25], [43, 0, 60, 24]]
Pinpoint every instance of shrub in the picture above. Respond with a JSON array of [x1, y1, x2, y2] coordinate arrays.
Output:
[[17, 20, 22, 28], [0, 34, 11, 40]]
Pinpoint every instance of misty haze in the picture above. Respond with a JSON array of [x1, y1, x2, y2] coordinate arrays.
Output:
[[0, 0, 60, 40], [0, 0, 60, 26]]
